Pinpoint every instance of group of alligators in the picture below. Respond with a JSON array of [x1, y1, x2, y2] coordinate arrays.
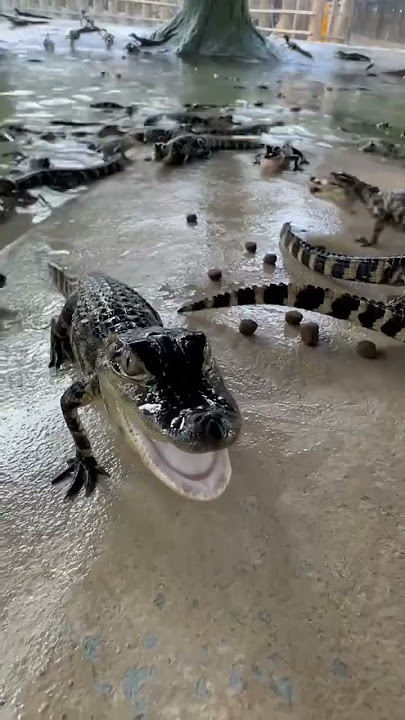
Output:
[[0, 101, 307, 224], [36, 142, 405, 504], [44, 160, 405, 503], [2, 28, 405, 504]]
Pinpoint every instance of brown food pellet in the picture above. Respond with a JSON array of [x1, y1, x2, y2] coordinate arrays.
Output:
[[356, 340, 377, 359], [300, 322, 319, 346], [285, 310, 303, 326], [239, 319, 258, 336], [187, 213, 198, 224], [263, 253, 277, 265], [207, 268, 222, 282], [245, 241, 257, 253]]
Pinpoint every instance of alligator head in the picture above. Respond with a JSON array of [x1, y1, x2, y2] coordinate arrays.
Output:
[[308, 172, 380, 204], [153, 142, 168, 162], [97, 326, 241, 500]]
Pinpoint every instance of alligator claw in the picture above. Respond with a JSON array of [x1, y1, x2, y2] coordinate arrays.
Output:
[[52, 454, 109, 499], [355, 236, 372, 247]]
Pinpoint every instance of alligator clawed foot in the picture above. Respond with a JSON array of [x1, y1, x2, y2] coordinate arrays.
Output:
[[51, 454, 109, 499], [355, 236, 372, 247]]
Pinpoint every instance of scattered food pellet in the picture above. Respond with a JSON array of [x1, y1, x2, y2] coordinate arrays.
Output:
[[100, 71, 106, 77], [186, 213, 198, 224], [116, 73, 122, 79], [258, 83, 269, 90], [254, 101, 264, 107], [263, 253, 277, 266], [207, 268, 222, 282], [290, 106, 302, 112], [300, 322, 319, 346], [285, 310, 303, 326], [245, 240, 257, 253], [239, 319, 258, 336], [356, 340, 377, 359]]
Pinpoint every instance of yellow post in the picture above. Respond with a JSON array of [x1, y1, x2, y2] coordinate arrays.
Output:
[[321, 1, 331, 40]]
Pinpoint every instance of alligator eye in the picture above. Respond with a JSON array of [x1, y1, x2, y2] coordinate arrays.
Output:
[[120, 351, 148, 378]]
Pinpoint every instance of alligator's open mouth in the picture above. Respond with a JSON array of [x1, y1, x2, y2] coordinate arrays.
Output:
[[119, 404, 232, 501], [308, 176, 347, 200]]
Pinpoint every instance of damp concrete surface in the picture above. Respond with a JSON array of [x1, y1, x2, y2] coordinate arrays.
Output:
[[1, 19, 405, 720]]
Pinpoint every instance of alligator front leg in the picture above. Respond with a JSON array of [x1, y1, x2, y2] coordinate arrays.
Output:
[[52, 376, 109, 499], [356, 217, 386, 247], [49, 295, 76, 369]]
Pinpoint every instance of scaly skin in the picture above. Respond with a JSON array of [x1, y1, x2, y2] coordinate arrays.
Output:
[[280, 222, 405, 285], [153, 133, 263, 165], [48, 264, 241, 501], [178, 281, 405, 341], [9, 156, 127, 192], [309, 171, 405, 247]]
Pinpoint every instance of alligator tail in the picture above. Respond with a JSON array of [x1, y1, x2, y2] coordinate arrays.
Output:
[[280, 222, 405, 285], [226, 136, 262, 150], [178, 281, 405, 342], [48, 262, 79, 298]]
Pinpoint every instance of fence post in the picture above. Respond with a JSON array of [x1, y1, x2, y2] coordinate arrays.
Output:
[[336, 0, 355, 42], [309, 0, 325, 40]]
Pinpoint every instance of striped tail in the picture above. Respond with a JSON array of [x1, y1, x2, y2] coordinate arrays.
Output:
[[178, 281, 405, 342], [48, 262, 79, 298], [280, 222, 405, 286]]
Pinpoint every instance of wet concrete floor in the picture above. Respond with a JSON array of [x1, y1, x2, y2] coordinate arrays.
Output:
[[1, 20, 405, 720]]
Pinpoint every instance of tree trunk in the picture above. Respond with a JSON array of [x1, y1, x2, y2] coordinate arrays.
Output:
[[149, 0, 279, 60]]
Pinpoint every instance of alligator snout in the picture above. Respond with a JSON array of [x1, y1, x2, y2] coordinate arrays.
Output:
[[192, 411, 230, 443]]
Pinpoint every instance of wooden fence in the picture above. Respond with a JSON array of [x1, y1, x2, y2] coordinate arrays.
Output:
[[351, 0, 405, 44], [0, 0, 356, 43]]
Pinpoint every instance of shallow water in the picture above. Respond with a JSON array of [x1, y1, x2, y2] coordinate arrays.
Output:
[[1, 20, 405, 720], [0, 17, 404, 245]]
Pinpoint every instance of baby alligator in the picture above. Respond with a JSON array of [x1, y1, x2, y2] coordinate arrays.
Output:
[[254, 144, 308, 172], [3, 157, 126, 193], [178, 282, 405, 342], [153, 134, 263, 165], [280, 222, 405, 285], [48, 264, 241, 502], [309, 171, 405, 247]]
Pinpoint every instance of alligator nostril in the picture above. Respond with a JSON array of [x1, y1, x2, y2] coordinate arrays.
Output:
[[204, 413, 227, 442]]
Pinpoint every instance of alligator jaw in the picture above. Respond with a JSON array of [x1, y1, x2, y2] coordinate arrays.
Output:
[[101, 379, 233, 500], [119, 404, 232, 501]]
